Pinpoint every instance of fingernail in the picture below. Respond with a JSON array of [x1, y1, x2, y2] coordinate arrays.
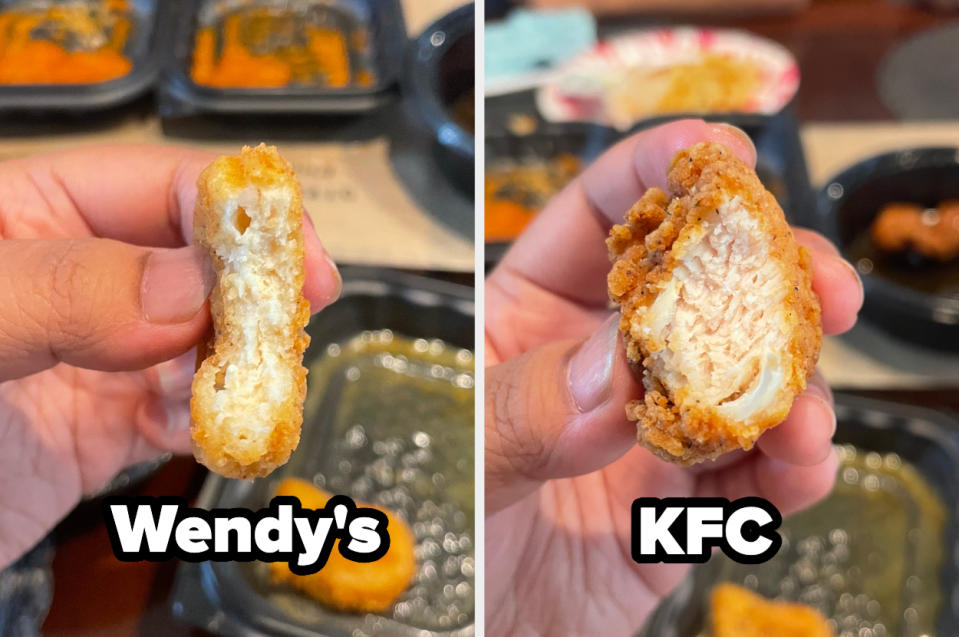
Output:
[[838, 256, 865, 310], [325, 252, 342, 302], [141, 247, 215, 324], [164, 399, 191, 432], [804, 369, 836, 436], [711, 123, 756, 160], [156, 350, 197, 396], [304, 212, 342, 305], [806, 393, 837, 437], [805, 371, 833, 405], [568, 314, 620, 412], [303, 210, 317, 231], [144, 397, 191, 432]]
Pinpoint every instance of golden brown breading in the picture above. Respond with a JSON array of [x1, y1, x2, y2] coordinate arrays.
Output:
[[191, 144, 310, 479], [269, 478, 416, 613], [710, 583, 835, 637], [607, 142, 821, 465]]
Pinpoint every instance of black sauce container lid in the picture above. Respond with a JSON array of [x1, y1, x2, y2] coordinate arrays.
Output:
[[402, 3, 475, 194], [807, 147, 959, 350]]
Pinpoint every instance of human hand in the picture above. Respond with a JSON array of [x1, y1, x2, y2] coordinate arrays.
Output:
[[485, 120, 863, 636], [0, 145, 340, 569]]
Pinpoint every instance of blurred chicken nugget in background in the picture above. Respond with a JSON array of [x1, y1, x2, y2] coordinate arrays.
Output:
[[711, 583, 835, 637], [871, 201, 959, 262], [269, 478, 417, 614]]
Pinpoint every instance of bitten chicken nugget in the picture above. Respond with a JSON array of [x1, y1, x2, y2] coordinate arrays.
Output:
[[711, 583, 835, 637], [607, 142, 821, 465], [191, 144, 310, 479], [269, 478, 417, 614]]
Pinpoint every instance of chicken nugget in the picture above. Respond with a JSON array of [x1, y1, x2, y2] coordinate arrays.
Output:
[[607, 142, 821, 465], [870, 202, 923, 254], [871, 201, 959, 262], [269, 478, 416, 613], [191, 144, 310, 479], [710, 583, 835, 637]]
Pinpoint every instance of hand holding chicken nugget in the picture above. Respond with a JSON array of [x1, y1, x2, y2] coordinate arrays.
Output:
[[0, 145, 340, 571], [485, 120, 863, 636]]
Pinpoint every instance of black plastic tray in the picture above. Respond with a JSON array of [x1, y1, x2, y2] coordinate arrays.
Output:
[[484, 120, 617, 265], [0, 537, 53, 637], [170, 267, 474, 637], [640, 393, 959, 637], [403, 3, 475, 195], [484, 94, 814, 266], [802, 147, 959, 350], [158, 0, 406, 117], [0, 0, 161, 112]]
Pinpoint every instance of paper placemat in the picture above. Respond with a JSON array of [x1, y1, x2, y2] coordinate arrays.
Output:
[[803, 121, 959, 185], [803, 122, 959, 389], [404, 0, 468, 34], [0, 116, 474, 272]]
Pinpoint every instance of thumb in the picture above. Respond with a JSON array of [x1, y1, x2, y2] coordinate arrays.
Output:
[[486, 314, 640, 513], [0, 238, 213, 380]]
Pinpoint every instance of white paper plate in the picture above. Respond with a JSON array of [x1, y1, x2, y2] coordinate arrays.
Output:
[[537, 27, 800, 129]]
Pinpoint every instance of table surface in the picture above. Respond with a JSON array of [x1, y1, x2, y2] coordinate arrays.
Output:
[[0, 0, 475, 273], [38, 0, 959, 635], [599, 0, 947, 122]]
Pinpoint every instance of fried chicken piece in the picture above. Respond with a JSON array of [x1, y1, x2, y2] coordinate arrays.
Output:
[[607, 142, 821, 465], [871, 201, 959, 262], [191, 144, 310, 479], [710, 583, 835, 637], [269, 478, 417, 613]]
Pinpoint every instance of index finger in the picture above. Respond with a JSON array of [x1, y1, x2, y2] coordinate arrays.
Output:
[[494, 119, 757, 307], [12, 143, 214, 247], [9, 143, 341, 312]]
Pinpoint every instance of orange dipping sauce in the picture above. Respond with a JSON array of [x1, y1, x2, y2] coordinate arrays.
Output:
[[0, 0, 132, 84], [191, 8, 370, 89]]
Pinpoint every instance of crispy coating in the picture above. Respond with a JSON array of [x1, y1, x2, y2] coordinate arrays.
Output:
[[191, 144, 310, 479], [710, 583, 835, 637], [269, 478, 416, 613], [607, 142, 821, 465], [871, 201, 959, 262]]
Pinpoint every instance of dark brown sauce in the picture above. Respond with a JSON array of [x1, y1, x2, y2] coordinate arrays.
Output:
[[450, 86, 475, 134], [846, 230, 959, 297]]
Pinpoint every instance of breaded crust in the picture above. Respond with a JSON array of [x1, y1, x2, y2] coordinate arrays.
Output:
[[191, 144, 310, 479], [607, 142, 821, 465]]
